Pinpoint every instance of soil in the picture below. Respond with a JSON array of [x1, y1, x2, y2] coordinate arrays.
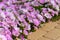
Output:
[[27, 19, 60, 40]]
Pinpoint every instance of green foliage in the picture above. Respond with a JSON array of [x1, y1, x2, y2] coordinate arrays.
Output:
[[33, 5, 43, 11], [51, 14, 60, 21]]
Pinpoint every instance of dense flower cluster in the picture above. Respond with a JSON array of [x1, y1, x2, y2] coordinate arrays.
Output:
[[0, 0, 60, 40]]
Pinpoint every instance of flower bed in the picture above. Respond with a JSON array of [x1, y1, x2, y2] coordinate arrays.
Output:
[[0, 0, 60, 40]]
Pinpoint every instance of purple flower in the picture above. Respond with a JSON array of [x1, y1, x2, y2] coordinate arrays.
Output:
[[20, 35, 25, 40], [30, 12, 36, 18], [38, 0, 45, 4], [36, 14, 45, 22], [23, 30, 28, 35], [24, 24, 31, 30], [0, 28, 12, 40], [50, 0, 56, 6], [55, 0, 60, 5], [33, 19, 40, 26], [6, 34, 13, 40], [31, 1, 40, 6], [0, 0, 59, 40], [12, 27, 20, 36], [27, 16, 33, 23]]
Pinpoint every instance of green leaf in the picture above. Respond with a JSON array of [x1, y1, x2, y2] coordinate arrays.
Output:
[[33, 5, 43, 10], [51, 14, 60, 21]]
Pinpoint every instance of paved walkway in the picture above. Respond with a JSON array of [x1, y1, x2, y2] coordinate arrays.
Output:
[[28, 20, 60, 40]]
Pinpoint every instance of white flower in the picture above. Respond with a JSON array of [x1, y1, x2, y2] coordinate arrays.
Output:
[[21, 8, 28, 13], [50, 0, 56, 6], [55, 5, 59, 11], [44, 13, 52, 19], [0, 11, 6, 18], [0, 34, 7, 40]]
